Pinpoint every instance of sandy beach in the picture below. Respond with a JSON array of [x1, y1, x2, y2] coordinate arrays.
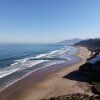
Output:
[[0, 47, 91, 100]]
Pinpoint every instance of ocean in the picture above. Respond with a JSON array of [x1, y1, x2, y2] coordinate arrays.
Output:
[[0, 44, 79, 91]]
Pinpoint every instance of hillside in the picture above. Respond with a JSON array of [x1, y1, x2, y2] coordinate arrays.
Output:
[[74, 38, 100, 49], [58, 38, 82, 45]]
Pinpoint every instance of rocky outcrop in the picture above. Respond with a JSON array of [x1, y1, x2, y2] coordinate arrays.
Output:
[[41, 93, 100, 100]]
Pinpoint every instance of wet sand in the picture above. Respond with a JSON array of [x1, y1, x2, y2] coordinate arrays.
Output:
[[0, 47, 91, 100]]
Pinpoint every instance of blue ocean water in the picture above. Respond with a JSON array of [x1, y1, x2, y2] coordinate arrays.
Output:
[[0, 44, 63, 68], [0, 44, 78, 91]]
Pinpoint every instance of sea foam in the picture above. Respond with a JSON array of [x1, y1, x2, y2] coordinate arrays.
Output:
[[0, 46, 73, 79]]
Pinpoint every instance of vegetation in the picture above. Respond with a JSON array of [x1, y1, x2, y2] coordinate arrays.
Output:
[[74, 38, 100, 49], [79, 49, 100, 94], [41, 93, 100, 100]]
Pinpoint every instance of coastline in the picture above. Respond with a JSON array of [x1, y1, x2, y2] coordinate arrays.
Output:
[[0, 46, 91, 100]]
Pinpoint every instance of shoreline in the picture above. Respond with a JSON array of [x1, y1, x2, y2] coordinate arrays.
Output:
[[0, 46, 78, 92], [0, 46, 91, 100]]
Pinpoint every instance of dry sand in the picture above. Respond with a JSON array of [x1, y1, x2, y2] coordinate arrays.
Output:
[[0, 47, 91, 100]]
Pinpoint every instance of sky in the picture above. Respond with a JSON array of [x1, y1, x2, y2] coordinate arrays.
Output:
[[0, 0, 100, 43]]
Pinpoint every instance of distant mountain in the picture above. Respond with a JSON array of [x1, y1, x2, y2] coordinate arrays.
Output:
[[58, 38, 82, 45], [74, 38, 100, 49]]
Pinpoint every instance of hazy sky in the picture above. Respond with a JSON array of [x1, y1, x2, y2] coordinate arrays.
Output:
[[0, 0, 100, 43]]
